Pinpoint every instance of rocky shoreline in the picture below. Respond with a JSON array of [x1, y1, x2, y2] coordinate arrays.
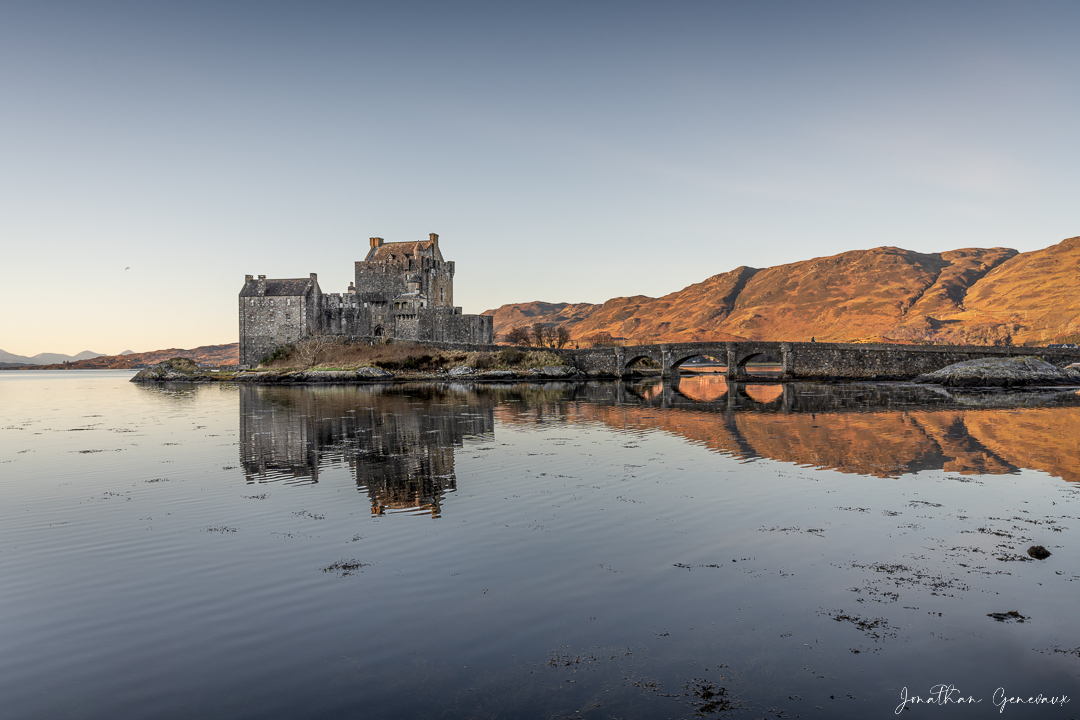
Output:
[[131, 355, 1080, 387], [131, 357, 585, 384]]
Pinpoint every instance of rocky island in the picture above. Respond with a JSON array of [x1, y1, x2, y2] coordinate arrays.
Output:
[[913, 356, 1080, 387]]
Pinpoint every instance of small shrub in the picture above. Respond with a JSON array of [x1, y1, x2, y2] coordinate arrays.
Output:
[[260, 344, 294, 366], [473, 352, 497, 370], [498, 347, 525, 366]]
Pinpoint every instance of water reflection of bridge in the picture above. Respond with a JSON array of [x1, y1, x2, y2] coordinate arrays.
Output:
[[239, 385, 494, 516], [567, 376, 1080, 481], [604, 374, 970, 414], [238, 379, 1080, 511]]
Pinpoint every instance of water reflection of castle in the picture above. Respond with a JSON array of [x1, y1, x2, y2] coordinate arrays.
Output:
[[239, 378, 1080, 513], [239, 385, 493, 516]]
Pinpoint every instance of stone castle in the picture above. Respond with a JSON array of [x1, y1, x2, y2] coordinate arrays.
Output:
[[239, 233, 493, 366]]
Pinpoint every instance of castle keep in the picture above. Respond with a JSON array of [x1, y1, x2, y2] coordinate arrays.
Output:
[[239, 233, 493, 366]]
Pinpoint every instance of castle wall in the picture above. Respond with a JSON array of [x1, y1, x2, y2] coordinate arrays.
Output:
[[322, 293, 370, 337], [354, 261, 409, 300], [241, 237, 489, 364], [417, 307, 493, 344], [355, 239, 455, 308], [239, 275, 321, 366], [427, 260, 454, 307], [240, 295, 311, 366]]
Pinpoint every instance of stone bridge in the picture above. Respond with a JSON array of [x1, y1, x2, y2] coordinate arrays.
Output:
[[558, 341, 1080, 381]]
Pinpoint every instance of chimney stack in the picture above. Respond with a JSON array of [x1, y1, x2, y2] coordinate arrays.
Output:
[[370, 237, 384, 249], [429, 233, 439, 245], [245, 274, 253, 283]]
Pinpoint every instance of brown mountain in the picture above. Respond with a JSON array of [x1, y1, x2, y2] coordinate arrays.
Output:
[[484, 236, 1080, 346], [23, 343, 239, 369]]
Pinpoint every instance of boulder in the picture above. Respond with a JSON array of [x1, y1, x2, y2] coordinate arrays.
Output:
[[1027, 545, 1052, 560], [538, 366, 576, 378], [131, 357, 204, 382], [448, 366, 474, 378], [355, 366, 394, 379], [293, 367, 394, 382], [913, 356, 1080, 387]]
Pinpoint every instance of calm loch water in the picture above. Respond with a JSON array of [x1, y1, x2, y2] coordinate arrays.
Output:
[[1, 371, 1078, 719]]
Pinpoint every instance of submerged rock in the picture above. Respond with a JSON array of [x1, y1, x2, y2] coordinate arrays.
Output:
[[913, 356, 1080, 387], [1027, 545, 1052, 560], [131, 357, 205, 382]]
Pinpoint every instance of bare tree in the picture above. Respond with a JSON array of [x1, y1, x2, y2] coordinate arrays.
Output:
[[585, 332, 619, 348], [503, 326, 531, 346], [531, 323, 546, 348], [296, 328, 334, 368], [555, 326, 571, 349]]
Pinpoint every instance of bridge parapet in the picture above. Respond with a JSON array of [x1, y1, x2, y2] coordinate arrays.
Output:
[[558, 341, 1080, 381]]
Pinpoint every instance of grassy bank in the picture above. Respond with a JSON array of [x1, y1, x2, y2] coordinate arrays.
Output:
[[260, 341, 565, 373]]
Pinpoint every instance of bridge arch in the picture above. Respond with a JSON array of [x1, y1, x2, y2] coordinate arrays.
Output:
[[621, 351, 663, 377], [669, 351, 724, 371], [735, 350, 783, 378]]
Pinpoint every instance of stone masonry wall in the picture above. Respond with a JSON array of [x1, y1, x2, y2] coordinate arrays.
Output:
[[242, 238, 488, 363], [240, 293, 312, 366], [417, 308, 493, 344], [558, 341, 1080, 380], [788, 342, 1080, 380]]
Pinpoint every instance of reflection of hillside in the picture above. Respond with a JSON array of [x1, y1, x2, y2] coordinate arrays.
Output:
[[494, 378, 1080, 482], [239, 385, 495, 515], [240, 379, 1080, 508], [677, 375, 728, 402]]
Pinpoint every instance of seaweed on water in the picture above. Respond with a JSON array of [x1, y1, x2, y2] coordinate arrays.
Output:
[[322, 559, 369, 577]]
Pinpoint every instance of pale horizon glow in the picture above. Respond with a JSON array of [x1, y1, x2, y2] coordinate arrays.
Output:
[[2, 1, 1079, 356]]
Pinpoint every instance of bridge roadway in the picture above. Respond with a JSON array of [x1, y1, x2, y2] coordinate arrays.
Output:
[[558, 341, 1080, 380]]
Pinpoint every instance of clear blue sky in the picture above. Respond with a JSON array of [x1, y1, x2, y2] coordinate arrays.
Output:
[[2, 1, 1078, 356]]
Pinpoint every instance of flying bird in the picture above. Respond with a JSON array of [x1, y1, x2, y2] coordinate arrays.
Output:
[[125, 267, 130, 271]]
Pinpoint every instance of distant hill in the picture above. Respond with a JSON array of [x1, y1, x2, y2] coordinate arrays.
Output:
[[484, 236, 1080, 347], [11, 344, 239, 369], [0, 349, 105, 365]]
